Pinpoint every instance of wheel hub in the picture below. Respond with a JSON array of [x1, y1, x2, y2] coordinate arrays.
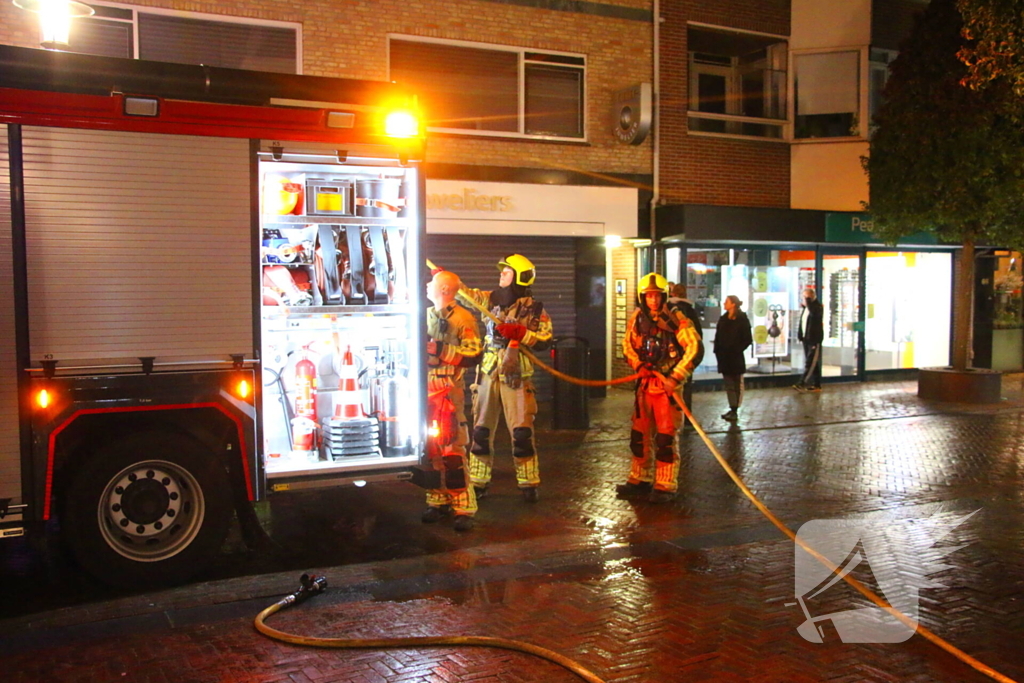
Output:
[[98, 459, 205, 560]]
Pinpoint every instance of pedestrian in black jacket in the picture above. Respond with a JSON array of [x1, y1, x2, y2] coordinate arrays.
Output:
[[714, 295, 753, 421], [794, 287, 824, 392]]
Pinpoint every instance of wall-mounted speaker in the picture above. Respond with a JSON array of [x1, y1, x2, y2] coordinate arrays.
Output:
[[612, 82, 652, 145]]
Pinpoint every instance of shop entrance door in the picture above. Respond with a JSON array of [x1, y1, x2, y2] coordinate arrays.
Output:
[[818, 249, 865, 379]]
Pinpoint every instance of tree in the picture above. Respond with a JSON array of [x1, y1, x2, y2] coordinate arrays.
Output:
[[865, 0, 1024, 371], [957, 0, 1024, 96]]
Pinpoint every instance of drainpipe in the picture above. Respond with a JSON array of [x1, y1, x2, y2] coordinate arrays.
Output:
[[650, 0, 661, 247]]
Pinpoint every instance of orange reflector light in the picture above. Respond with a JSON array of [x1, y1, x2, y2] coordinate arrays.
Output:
[[236, 379, 251, 399], [384, 110, 419, 138], [36, 389, 51, 409]]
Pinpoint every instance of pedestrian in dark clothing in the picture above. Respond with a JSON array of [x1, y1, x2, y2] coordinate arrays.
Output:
[[714, 295, 752, 421], [794, 287, 824, 392], [667, 284, 704, 429]]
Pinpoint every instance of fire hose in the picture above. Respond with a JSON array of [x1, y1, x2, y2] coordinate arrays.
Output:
[[253, 265, 1015, 683], [446, 266, 1016, 683], [255, 574, 607, 683]]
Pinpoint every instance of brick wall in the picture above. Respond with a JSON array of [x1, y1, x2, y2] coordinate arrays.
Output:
[[0, 0, 653, 177], [658, 0, 791, 209]]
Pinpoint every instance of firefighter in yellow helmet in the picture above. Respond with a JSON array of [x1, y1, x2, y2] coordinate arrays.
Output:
[[457, 254, 553, 502], [619, 272, 700, 503]]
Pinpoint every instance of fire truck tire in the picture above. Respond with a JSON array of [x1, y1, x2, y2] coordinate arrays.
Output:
[[63, 431, 232, 588]]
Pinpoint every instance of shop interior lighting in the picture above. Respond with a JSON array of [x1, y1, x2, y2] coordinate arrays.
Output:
[[13, 0, 95, 50]]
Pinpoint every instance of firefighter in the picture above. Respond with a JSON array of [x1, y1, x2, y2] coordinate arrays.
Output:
[[423, 269, 483, 531], [458, 254, 553, 502], [618, 272, 700, 503]]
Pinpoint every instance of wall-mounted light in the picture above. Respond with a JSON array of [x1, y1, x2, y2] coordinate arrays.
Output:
[[13, 0, 94, 50], [604, 235, 622, 249]]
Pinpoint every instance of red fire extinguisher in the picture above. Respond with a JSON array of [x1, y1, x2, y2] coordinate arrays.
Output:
[[292, 346, 317, 450]]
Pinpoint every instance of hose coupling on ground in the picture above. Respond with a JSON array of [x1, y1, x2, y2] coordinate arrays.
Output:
[[279, 573, 327, 608]]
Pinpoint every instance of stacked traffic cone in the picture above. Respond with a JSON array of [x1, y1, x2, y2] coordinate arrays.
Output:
[[322, 345, 380, 460], [335, 345, 363, 419]]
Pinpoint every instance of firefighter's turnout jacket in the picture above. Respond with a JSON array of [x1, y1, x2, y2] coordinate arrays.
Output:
[[426, 301, 483, 390], [425, 300, 482, 516], [457, 289, 553, 382], [623, 305, 700, 388]]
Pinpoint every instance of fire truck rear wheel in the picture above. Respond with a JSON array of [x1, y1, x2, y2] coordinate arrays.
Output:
[[63, 432, 232, 588]]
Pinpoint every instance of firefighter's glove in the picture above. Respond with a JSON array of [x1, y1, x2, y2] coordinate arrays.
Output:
[[496, 323, 527, 342], [426, 340, 443, 367], [661, 375, 680, 394], [638, 365, 654, 378]]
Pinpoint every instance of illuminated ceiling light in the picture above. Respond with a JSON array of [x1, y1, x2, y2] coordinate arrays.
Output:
[[13, 0, 94, 50]]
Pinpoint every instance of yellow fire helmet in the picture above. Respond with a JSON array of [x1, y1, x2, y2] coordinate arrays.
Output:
[[497, 253, 536, 287], [637, 272, 668, 305]]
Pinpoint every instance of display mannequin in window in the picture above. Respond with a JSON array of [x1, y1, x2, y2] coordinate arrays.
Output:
[[458, 255, 553, 502], [423, 269, 482, 531], [618, 273, 700, 503], [794, 287, 824, 393]]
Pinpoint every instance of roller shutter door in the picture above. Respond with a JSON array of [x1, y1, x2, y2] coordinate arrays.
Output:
[[0, 125, 20, 501], [424, 235, 577, 401], [22, 127, 253, 365]]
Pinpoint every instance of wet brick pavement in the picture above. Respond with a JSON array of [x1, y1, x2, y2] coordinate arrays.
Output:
[[3, 375, 1024, 682]]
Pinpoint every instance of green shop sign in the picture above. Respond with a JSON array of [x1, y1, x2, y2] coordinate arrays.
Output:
[[825, 213, 937, 245]]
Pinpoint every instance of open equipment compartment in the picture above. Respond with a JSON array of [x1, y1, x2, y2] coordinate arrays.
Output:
[[259, 159, 421, 480]]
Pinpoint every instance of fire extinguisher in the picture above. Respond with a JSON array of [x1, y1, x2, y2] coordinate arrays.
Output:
[[292, 346, 317, 450]]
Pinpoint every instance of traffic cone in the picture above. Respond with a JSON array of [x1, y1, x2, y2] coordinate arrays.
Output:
[[335, 345, 363, 419]]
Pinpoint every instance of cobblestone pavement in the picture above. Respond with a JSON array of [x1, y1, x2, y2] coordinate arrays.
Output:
[[3, 375, 1024, 682]]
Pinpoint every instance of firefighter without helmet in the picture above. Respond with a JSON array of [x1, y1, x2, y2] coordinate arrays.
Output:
[[497, 254, 536, 287]]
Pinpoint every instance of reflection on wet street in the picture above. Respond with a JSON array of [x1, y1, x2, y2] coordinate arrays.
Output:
[[3, 380, 1024, 681]]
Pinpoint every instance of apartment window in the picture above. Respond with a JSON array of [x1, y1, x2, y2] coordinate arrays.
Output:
[[66, 4, 299, 73], [794, 51, 860, 139], [390, 37, 585, 140], [688, 25, 787, 140], [868, 48, 897, 136]]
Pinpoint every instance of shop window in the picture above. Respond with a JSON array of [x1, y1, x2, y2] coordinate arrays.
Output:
[[992, 252, 1023, 370], [687, 25, 787, 140], [686, 248, 809, 381], [864, 252, 951, 370], [390, 37, 585, 140], [794, 51, 860, 138], [66, 4, 299, 73]]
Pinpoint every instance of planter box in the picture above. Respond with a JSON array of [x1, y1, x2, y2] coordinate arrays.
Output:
[[918, 367, 1002, 404]]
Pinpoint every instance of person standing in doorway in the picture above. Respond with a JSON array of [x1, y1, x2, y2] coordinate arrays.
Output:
[[794, 287, 824, 392], [714, 295, 753, 421], [458, 254, 553, 502]]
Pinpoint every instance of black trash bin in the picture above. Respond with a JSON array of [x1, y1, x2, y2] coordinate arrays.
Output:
[[551, 336, 590, 430]]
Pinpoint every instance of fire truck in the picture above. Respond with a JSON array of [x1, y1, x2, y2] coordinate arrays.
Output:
[[0, 45, 431, 587]]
